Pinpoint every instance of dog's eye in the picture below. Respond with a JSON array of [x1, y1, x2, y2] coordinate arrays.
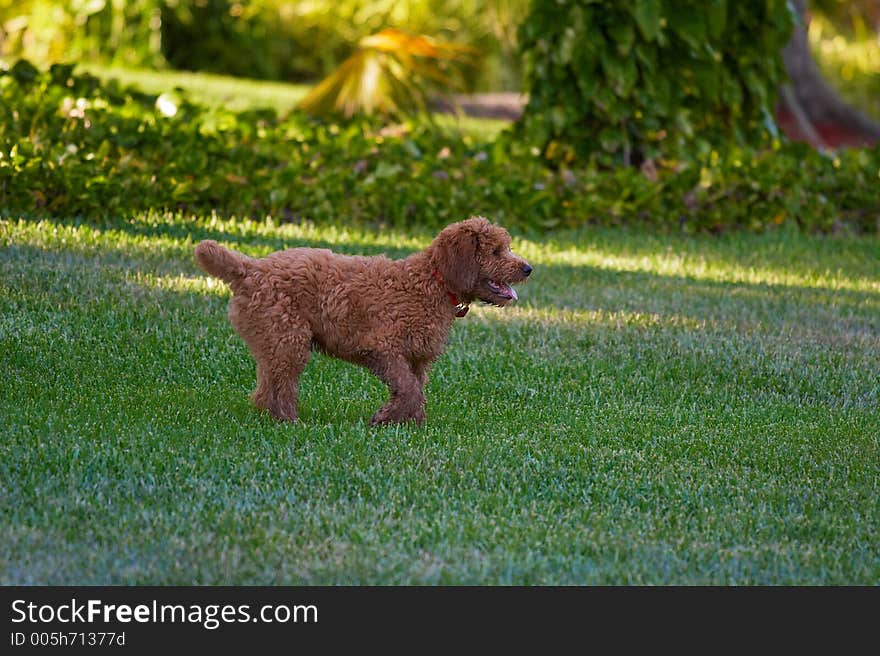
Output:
[[493, 248, 501, 256]]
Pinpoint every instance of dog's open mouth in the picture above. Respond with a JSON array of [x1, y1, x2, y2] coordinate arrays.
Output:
[[486, 280, 518, 303]]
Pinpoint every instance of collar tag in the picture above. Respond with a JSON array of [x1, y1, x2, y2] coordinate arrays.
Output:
[[433, 270, 469, 318]]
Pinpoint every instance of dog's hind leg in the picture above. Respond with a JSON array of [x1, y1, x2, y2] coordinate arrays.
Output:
[[248, 323, 311, 422], [367, 355, 426, 427]]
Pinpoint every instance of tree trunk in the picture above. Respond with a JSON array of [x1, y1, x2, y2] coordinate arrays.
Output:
[[780, 0, 880, 146]]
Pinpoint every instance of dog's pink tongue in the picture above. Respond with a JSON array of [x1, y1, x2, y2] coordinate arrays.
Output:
[[495, 284, 517, 301], [489, 281, 518, 301]]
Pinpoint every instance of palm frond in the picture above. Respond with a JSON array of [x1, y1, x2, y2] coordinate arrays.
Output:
[[297, 28, 478, 119]]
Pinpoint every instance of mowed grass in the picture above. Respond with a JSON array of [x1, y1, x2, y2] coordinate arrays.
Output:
[[82, 64, 512, 140], [82, 64, 312, 115], [1, 214, 878, 584]]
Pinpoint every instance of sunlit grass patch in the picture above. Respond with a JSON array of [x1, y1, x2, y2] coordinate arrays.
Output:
[[471, 303, 711, 332], [81, 64, 311, 115], [432, 113, 511, 141], [135, 272, 229, 296], [522, 231, 880, 294]]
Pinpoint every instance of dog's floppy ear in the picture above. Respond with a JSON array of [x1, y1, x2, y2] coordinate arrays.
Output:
[[433, 219, 481, 297]]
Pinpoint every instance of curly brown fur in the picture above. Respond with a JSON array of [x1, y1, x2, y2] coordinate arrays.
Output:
[[194, 216, 532, 426]]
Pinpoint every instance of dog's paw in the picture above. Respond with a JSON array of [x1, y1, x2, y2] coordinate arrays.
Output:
[[267, 401, 299, 422], [370, 406, 425, 427], [369, 408, 393, 427]]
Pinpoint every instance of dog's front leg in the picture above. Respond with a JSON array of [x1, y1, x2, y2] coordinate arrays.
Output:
[[412, 359, 432, 389], [367, 355, 426, 427]]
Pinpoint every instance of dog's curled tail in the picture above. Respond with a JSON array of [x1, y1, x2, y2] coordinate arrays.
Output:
[[194, 240, 252, 287]]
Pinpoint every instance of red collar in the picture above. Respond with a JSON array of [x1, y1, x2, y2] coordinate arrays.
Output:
[[432, 270, 469, 317]]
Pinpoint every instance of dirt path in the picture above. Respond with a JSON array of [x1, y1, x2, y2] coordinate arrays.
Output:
[[434, 92, 526, 120]]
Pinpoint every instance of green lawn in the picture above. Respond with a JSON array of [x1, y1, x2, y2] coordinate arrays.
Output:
[[82, 64, 512, 140], [82, 64, 312, 115], [1, 213, 878, 584]]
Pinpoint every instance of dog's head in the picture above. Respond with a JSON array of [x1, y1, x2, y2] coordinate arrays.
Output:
[[430, 216, 532, 306]]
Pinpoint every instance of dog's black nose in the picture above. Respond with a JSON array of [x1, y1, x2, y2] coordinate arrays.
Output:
[[522, 264, 533, 277]]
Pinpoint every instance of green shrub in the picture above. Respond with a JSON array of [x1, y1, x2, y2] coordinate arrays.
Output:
[[511, 0, 794, 166], [1, 61, 877, 233]]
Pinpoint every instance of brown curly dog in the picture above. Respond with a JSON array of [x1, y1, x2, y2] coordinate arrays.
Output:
[[194, 216, 532, 426]]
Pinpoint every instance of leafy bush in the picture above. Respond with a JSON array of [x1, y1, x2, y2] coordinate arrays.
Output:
[[512, 0, 794, 166], [0, 0, 166, 69], [1, 61, 878, 233]]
